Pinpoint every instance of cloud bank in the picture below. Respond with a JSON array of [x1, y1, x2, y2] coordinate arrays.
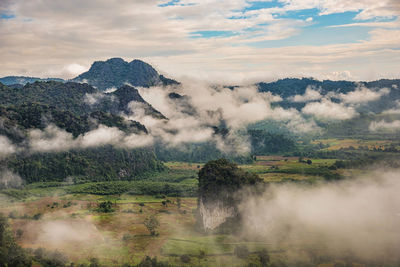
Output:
[[239, 169, 400, 261], [28, 124, 153, 153]]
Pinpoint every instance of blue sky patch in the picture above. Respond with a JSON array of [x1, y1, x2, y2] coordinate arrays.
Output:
[[1, 13, 15, 20], [190, 30, 238, 38], [242, 0, 285, 12], [248, 25, 371, 48], [158, 0, 180, 7]]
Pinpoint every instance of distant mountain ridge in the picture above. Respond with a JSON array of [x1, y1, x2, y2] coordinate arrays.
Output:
[[257, 78, 400, 113], [0, 76, 64, 85], [257, 77, 400, 97], [72, 57, 179, 90]]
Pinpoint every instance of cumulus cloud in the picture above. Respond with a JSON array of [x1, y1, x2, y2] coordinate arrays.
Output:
[[338, 86, 390, 104], [239, 169, 400, 261], [288, 86, 322, 102], [302, 99, 358, 120], [369, 120, 400, 133], [326, 70, 352, 80]]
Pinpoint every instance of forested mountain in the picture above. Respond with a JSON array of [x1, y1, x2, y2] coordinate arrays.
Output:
[[257, 78, 400, 97], [0, 81, 97, 115], [0, 81, 164, 183], [257, 78, 400, 113], [0, 76, 64, 85], [73, 57, 179, 90], [2, 58, 400, 185], [97, 85, 166, 119], [0, 81, 165, 118], [0, 103, 147, 142]]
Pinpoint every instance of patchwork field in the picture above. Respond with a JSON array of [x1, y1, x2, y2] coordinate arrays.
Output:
[[0, 157, 380, 266], [311, 138, 398, 151]]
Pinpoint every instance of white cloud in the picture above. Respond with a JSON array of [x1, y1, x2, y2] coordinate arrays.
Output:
[[288, 86, 322, 102], [369, 120, 400, 132], [135, 81, 321, 150], [83, 92, 105, 105], [326, 70, 352, 80], [338, 86, 390, 104], [0, 169, 22, 189], [0, 135, 16, 157], [302, 98, 358, 120], [64, 63, 88, 76], [28, 124, 153, 153], [0, 0, 398, 81], [382, 100, 400, 114], [240, 169, 400, 260]]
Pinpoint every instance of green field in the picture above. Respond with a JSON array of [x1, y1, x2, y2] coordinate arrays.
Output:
[[0, 155, 389, 266]]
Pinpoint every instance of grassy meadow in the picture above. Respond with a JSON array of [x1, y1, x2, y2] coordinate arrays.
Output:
[[1, 140, 396, 266]]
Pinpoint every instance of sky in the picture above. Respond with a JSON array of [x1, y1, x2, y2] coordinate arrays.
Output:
[[0, 0, 400, 82]]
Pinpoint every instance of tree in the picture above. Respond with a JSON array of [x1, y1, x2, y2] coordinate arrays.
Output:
[[97, 201, 114, 213], [258, 249, 270, 266], [176, 197, 181, 209], [144, 215, 160, 236], [234, 245, 249, 258], [180, 254, 191, 263], [89, 257, 102, 267], [0, 214, 32, 266]]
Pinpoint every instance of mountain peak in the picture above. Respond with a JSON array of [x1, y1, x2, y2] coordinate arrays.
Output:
[[106, 57, 126, 63], [73, 58, 179, 90]]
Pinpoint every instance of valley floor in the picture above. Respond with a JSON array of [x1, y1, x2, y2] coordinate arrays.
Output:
[[1, 147, 399, 266]]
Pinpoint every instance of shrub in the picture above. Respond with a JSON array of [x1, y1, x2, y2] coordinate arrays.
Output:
[[258, 249, 270, 266], [97, 201, 114, 213], [234, 245, 249, 258], [16, 229, 23, 239], [33, 213, 43, 220], [180, 254, 191, 263], [144, 215, 160, 236]]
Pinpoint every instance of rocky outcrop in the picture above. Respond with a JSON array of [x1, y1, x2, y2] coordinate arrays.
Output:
[[73, 58, 179, 90], [196, 159, 262, 233], [198, 197, 236, 231]]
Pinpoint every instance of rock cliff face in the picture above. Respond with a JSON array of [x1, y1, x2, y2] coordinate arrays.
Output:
[[196, 159, 262, 232], [198, 197, 236, 231]]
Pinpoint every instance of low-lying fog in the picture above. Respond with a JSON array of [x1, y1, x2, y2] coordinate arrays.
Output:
[[239, 169, 400, 261]]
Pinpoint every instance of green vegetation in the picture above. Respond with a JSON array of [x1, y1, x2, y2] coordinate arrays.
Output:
[[143, 215, 160, 236], [248, 129, 296, 154], [155, 142, 254, 164], [0, 213, 32, 266], [6, 146, 164, 183], [97, 201, 114, 213], [68, 181, 196, 196], [1, 154, 399, 266], [198, 158, 262, 201], [0, 81, 97, 116], [2, 74, 400, 265]]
